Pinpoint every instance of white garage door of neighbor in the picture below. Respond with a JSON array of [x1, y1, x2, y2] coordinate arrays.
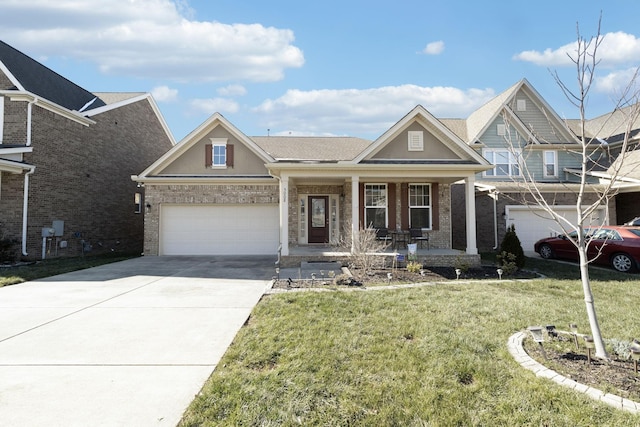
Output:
[[160, 204, 280, 255], [506, 205, 607, 252]]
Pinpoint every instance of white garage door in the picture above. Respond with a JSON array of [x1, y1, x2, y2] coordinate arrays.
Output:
[[506, 205, 607, 252], [160, 204, 279, 255]]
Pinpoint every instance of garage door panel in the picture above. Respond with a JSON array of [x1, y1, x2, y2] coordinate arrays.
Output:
[[160, 205, 279, 255], [506, 206, 606, 252]]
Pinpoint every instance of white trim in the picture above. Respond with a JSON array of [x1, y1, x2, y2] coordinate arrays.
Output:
[[0, 60, 24, 91], [363, 183, 388, 228], [84, 93, 176, 146], [1, 91, 95, 126], [210, 138, 228, 168], [408, 183, 432, 230], [543, 150, 558, 177], [0, 96, 4, 143]]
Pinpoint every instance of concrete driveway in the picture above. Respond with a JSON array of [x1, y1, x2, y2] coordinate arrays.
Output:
[[0, 256, 275, 426]]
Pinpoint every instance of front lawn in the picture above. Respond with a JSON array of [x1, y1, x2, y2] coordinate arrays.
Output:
[[0, 252, 139, 287], [180, 258, 640, 426]]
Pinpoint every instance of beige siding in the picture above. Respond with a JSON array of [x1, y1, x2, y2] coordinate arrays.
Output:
[[160, 126, 269, 175], [371, 122, 459, 160]]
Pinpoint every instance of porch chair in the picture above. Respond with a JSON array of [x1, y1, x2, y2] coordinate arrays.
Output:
[[376, 228, 392, 244], [409, 228, 429, 250]]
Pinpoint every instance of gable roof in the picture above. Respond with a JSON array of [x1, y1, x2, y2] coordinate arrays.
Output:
[[136, 112, 273, 178], [251, 136, 371, 161], [0, 40, 106, 112], [465, 78, 577, 145], [353, 105, 490, 165]]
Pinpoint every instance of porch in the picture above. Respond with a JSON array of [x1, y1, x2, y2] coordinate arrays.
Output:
[[278, 245, 481, 269]]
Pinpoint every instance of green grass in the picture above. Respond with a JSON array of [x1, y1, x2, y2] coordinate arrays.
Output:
[[0, 252, 140, 287], [180, 258, 640, 426]]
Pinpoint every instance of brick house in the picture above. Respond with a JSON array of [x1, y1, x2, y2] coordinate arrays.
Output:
[[0, 40, 175, 260], [133, 106, 493, 267]]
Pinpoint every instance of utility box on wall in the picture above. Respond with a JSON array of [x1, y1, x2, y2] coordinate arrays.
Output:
[[52, 220, 64, 237]]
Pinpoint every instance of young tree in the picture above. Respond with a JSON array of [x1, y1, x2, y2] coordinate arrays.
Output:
[[503, 17, 640, 359]]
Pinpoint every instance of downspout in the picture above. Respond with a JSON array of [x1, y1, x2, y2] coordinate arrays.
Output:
[[491, 190, 499, 250], [21, 167, 35, 256], [26, 97, 35, 146]]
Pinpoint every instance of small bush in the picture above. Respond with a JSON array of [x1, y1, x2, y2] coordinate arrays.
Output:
[[499, 224, 525, 269], [496, 251, 518, 276], [406, 261, 422, 273]]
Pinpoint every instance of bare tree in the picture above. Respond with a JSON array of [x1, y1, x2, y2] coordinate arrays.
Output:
[[502, 17, 640, 359]]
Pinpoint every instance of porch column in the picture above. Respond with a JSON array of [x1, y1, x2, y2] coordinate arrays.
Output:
[[465, 175, 478, 255], [351, 176, 359, 254], [280, 174, 289, 256]]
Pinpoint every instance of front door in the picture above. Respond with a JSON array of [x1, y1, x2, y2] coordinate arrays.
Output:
[[308, 196, 329, 243]]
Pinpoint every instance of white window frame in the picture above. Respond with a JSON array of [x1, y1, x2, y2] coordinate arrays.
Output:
[[483, 149, 522, 177], [364, 184, 387, 228], [134, 192, 142, 214], [408, 131, 424, 151], [210, 138, 227, 168], [543, 150, 558, 177], [408, 184, 432, 230], [0, 96, 4, 144]]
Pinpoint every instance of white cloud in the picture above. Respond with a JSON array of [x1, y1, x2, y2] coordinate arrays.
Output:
[[217, 84, 247, 97], [253, 85, 494, 137], [0, 0, 304, 82], [422, 41, 445, 55], [189, 97, 239, 115], [595, 67, 640, 94], [151, 85, 178, 102], [513, 31, 640, 68]]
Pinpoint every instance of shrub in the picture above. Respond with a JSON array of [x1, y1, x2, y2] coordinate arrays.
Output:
[[499, 224, 525, 269], [0, 223, 18, 264], [406, 261, 422, 273], [496, 251, 518, 276]]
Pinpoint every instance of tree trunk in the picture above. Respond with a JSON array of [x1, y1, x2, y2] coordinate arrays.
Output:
[[578, 245, 608, 359]]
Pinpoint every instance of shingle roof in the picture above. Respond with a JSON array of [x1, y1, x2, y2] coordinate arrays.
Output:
[[251, 136, 372, 161], [0, 40, 106, 112]]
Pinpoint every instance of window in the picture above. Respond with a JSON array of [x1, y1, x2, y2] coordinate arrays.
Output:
[[496, 124, 506, 136], [364, 184, 387, 228], [517, 99, 526, 111], [134, 193, 142, 214], [206, 138, 233, 168], [409, 184, 431, 229], [408, 131, 424, 151], [212, 144, 226, 167], [543, 150, 557, 177], [483, 149, 521, 177]]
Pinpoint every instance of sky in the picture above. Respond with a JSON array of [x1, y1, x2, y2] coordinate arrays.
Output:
[[2, 0, 640, 142]]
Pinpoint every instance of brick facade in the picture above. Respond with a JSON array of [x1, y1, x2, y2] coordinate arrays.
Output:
[[0, 97, 173, 260]]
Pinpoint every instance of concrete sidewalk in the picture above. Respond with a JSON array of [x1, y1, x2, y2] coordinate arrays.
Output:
[[0, 256, 275, 426]]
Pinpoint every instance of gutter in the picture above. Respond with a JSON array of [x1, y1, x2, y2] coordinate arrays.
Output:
[[21, 166, 36, 256]]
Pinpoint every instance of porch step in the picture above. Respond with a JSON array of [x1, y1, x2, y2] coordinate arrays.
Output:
[[277, 261, 344, 281]]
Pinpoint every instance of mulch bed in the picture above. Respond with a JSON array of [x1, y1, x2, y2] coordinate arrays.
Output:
[[524, 336, 640, 402], [272, 265, 537, 289]]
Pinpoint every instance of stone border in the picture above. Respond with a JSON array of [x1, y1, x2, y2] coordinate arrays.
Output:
[[508, 331, 640, 414]]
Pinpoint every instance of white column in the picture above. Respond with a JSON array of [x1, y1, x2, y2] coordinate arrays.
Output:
[[465, 175, 478, 255], [279, 175, 289, 256], [351, 176, 359, 254]]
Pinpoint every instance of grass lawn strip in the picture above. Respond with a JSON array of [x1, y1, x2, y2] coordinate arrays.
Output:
[[179, 263, 640, 426]]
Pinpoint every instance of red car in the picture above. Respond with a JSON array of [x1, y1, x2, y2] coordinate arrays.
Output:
[[534, 226, 640, 273]]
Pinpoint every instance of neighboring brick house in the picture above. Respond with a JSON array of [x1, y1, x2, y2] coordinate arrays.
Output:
[[133, 107, 492, 267], [0, 40, 175, 260]]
